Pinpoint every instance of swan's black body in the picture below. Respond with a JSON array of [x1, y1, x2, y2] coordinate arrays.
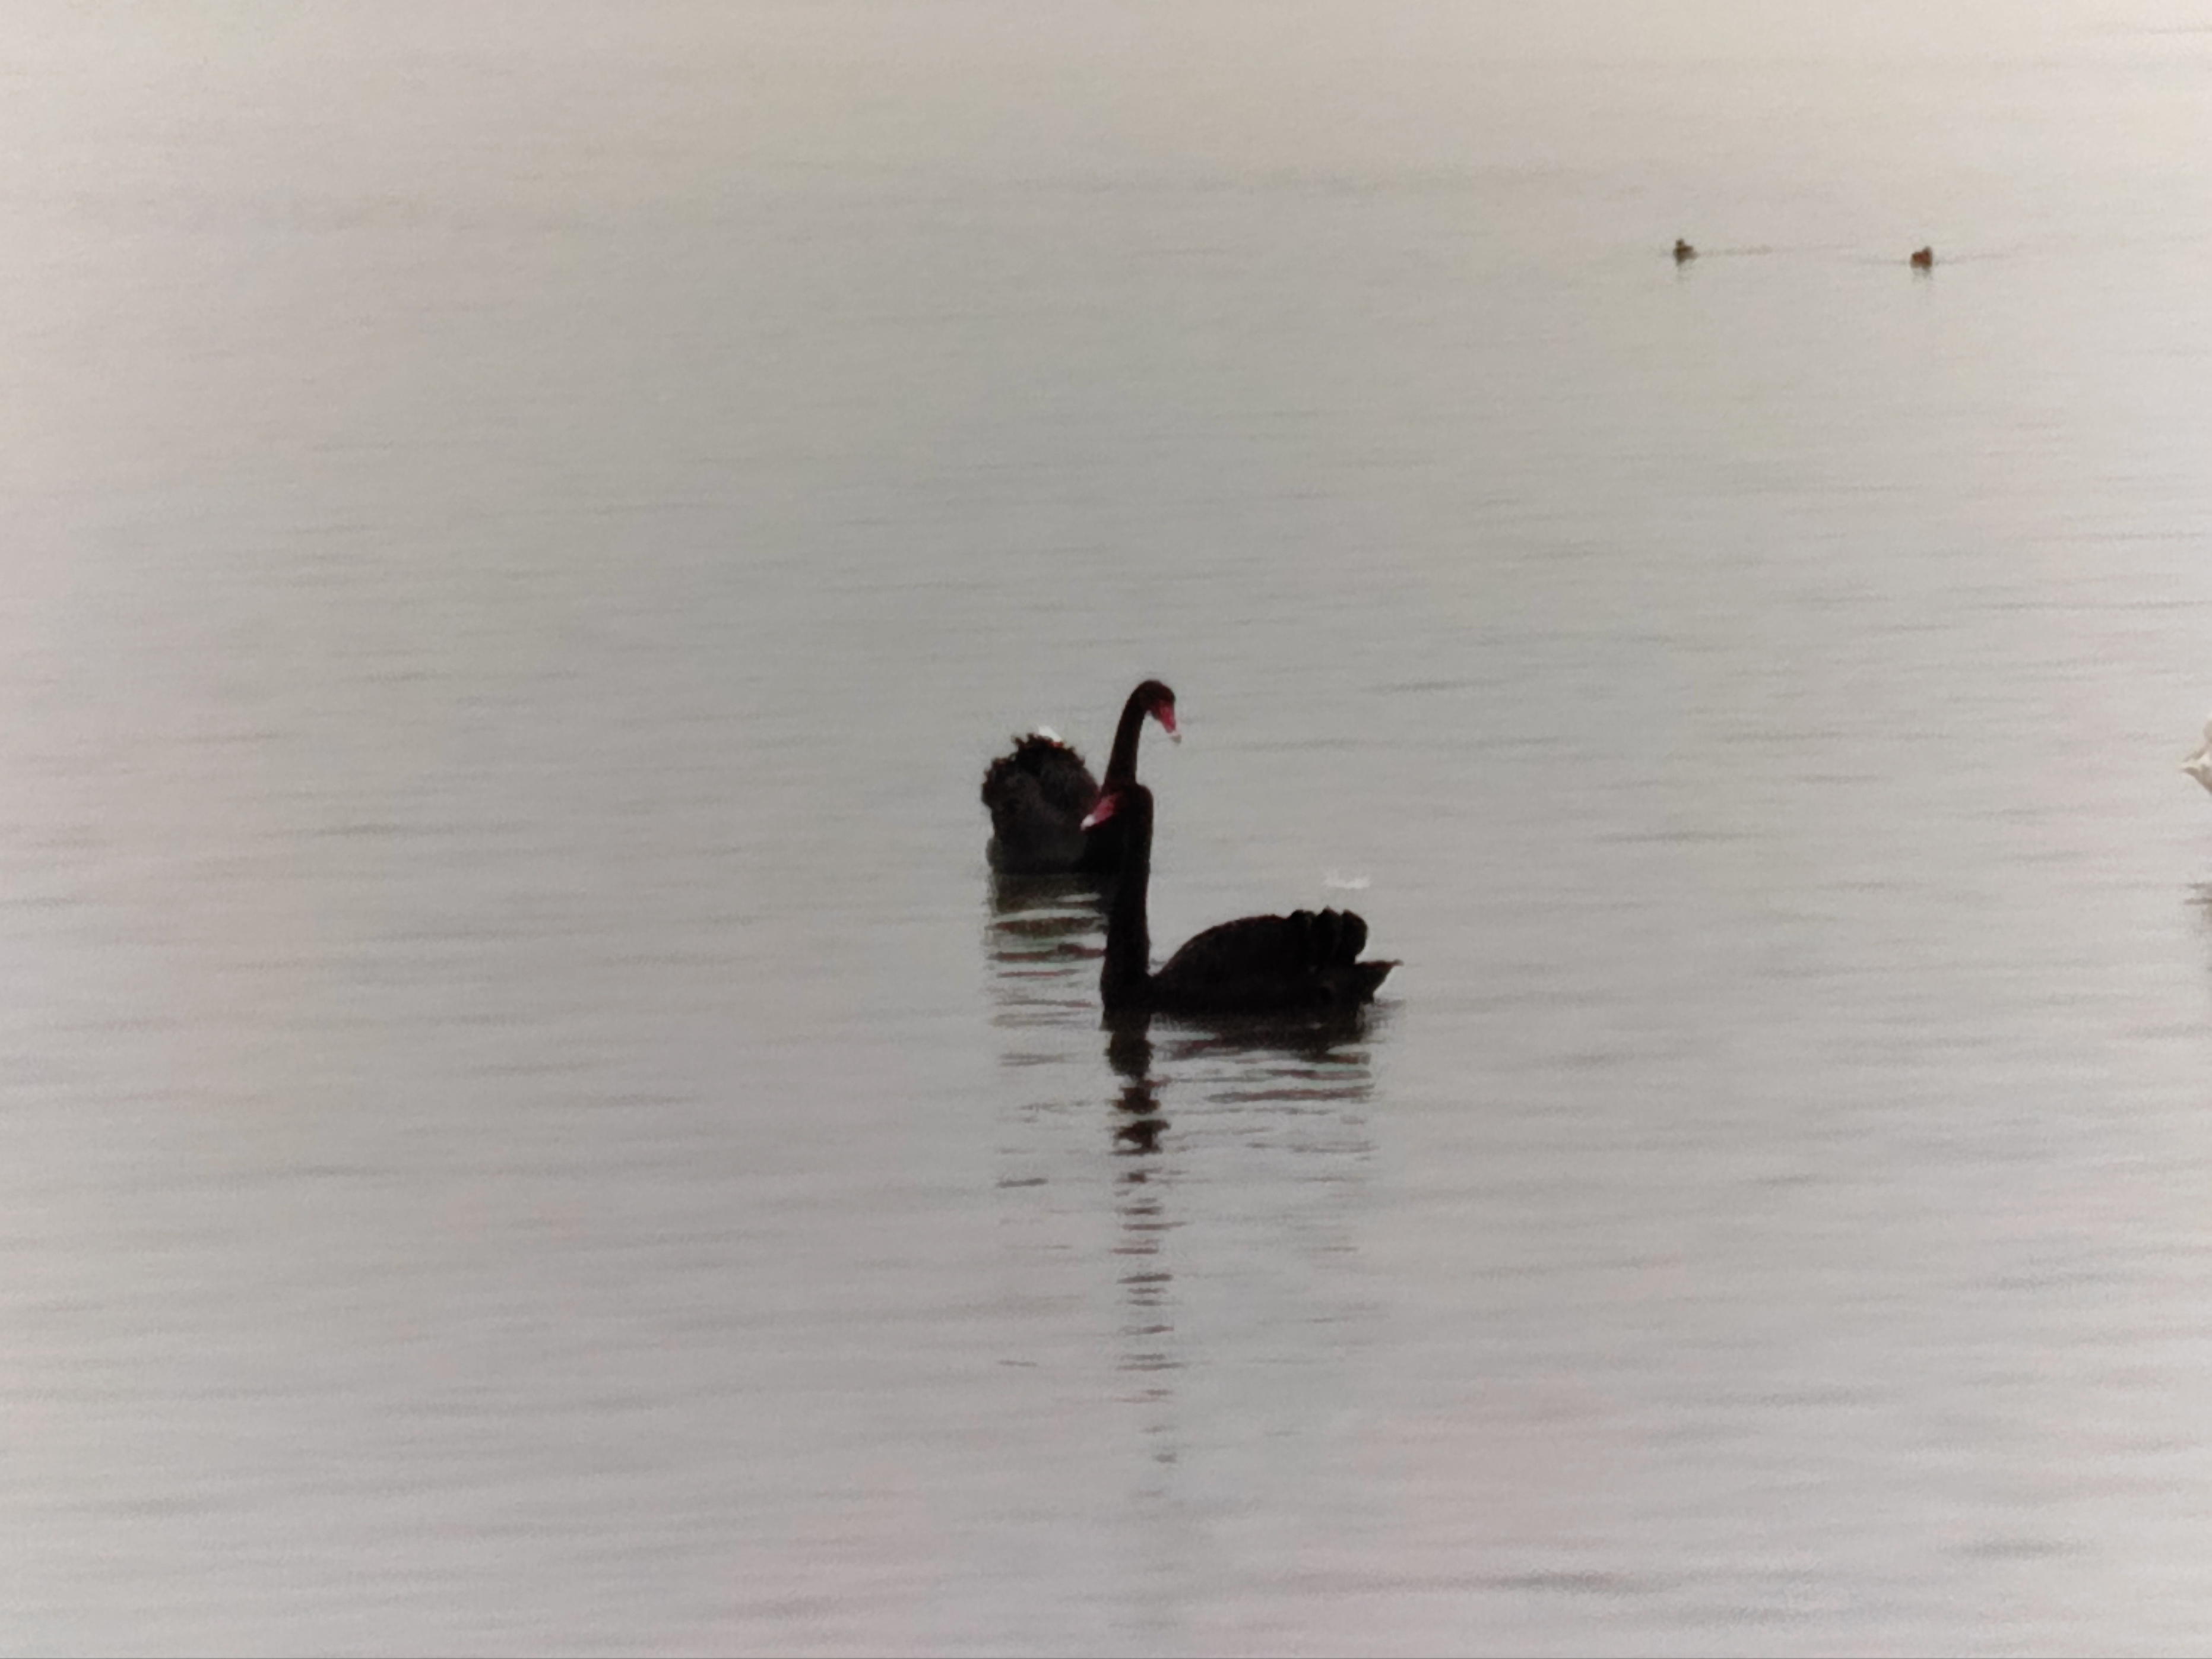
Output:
[[980, 734, 1097, 873], [1091, 784, 1396, 1016], [981, 681, 1175, 875]]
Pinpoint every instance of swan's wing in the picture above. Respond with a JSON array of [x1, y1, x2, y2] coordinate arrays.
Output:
[[1152, 908, 1386, 1011], [1156, 915, 1307, 986], [1029, 746, 1099, 815], [983, 769, 1094, 870], [984, 733, 1098, 814], [1156, 908, 1370, 984]]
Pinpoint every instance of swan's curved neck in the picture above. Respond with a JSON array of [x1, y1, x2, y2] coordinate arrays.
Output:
[[1101, 804, 1153, 1013], [1101, 690, 1155, 789]]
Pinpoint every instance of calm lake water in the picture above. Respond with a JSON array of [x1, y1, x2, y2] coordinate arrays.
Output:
[[6, 2, 2212, 1652]]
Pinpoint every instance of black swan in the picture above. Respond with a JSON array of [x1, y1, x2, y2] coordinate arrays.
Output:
[[1083, 783, 1396, 1015], [981, 680, 1177, 875]]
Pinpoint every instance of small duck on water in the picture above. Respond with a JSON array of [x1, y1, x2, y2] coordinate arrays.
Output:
[[1910, 246, 1934, 269], [1673, 238, 1697, 263]]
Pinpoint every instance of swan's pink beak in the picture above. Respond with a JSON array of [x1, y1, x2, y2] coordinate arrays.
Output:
[[1080, 792, 1120, 831], [1156, 703, 1179, 742]]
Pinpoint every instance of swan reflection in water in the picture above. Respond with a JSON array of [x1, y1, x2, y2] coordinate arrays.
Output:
[[987, 877, 1385, 1500], [1105, 1021, 1177, 1448], [1099, 1008, 1380, 1495], [983, 872, 1107, 1044], [1107, 1020, 1167, 1151], [1103, 1006, 1383, 1154], [985, 865, 1383, 1148]]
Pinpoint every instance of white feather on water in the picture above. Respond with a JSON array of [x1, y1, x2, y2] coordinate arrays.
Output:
[[2184, 714, 2212, 795]]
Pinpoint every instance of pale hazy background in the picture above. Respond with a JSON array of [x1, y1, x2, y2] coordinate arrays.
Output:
[[5, 2, 2212, 1652]]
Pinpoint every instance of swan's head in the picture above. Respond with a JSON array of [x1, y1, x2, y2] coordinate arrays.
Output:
[[1134, 679, 1180, 743]]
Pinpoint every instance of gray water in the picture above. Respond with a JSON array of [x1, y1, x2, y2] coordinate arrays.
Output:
[[7, 2, 2212, 1652]]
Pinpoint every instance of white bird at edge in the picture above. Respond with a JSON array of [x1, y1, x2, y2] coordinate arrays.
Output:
[[2184, 715, 2212, 794]]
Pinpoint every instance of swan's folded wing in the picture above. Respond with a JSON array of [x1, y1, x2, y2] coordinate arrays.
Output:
[[1155, 907, 1373, 982], [1035, 750, 1099, 817], [1152, 908, 1392, 1012], [984, 768, 1092, 873], [1154, 914, 1310, 986]]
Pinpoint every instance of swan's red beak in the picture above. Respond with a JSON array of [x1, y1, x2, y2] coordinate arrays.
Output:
[[1080, 791, 1120, 831], [1155, 702, 1179, 742]]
